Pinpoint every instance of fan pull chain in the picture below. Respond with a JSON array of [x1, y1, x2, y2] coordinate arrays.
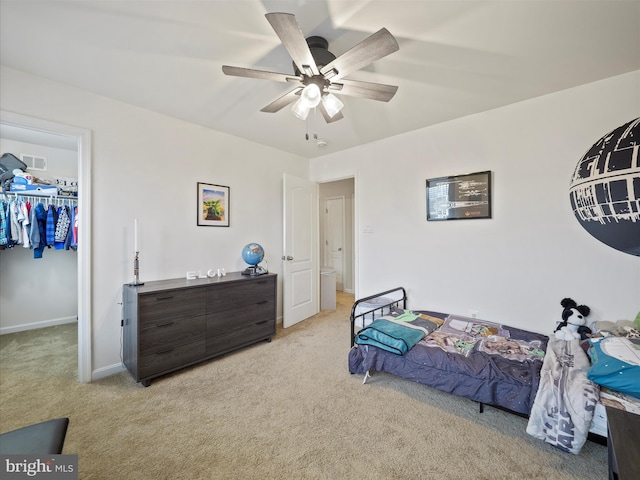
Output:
[[303, 108, 319, 142], [312, 107, 318, 141]]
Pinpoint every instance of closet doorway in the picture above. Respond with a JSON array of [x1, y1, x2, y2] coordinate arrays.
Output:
[[0, 111, 92, 383]]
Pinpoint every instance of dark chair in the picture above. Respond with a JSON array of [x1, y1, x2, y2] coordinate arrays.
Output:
[[0, 418, 69, 454]]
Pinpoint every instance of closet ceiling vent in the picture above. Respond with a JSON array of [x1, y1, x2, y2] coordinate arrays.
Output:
[[20, 154, 47, 171]]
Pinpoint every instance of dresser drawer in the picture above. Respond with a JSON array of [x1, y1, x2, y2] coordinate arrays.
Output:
[[139, 288, 206, 329], [206, 320, 274, 356], [206, 300, 274, 336], [139, 315, 206, 355], [139, 339, 206, 379], [207, 299, 275, 337], [206, 277, 275, 312]]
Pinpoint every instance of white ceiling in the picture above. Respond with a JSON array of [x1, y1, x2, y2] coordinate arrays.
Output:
[[1, 0, 639, 159]]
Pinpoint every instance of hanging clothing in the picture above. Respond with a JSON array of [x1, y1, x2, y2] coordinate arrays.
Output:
[[20, 201, 31, 248], [3, 200, 13, 247], [54, 205, 71, 249], [9, 201, 22, 244], [29, 205, 40, 250], [63, 206, 75, 250], [0, 200, 7, 246], [1, 196, 79, 256], [45, 204, 57, 246], [33, 202, 48, 259], [73, 206, 79, 248]]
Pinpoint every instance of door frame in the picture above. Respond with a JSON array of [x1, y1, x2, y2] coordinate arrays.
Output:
[[322, 195, 346, 291], [316, 174, 358, 299], [1, 110, 93, 383]]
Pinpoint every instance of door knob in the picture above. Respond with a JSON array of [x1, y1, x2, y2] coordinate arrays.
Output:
[[287, 256, 294, 261]]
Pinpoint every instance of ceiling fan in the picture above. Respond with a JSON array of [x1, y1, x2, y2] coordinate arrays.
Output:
[[222, 12, 399, 123]]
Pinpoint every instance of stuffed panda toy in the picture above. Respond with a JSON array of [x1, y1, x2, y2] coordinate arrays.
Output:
[[554, 298, 592, 341]]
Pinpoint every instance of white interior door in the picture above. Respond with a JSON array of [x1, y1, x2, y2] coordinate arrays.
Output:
[[283, 174, 318, 328], [324, 196, 345, 291]]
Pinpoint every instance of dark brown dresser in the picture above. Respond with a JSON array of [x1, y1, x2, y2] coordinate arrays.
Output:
[[606, 406, 640, 480], [123, 272, 276, 386]]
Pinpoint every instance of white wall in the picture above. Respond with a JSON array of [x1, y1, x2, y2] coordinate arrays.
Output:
[[0, 66, 308, 377], [0, 139, 78, 332], [311, 71, 640, 335], [0, 247, 77, 331]]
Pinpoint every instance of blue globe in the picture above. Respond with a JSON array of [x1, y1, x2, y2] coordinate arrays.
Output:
[[242, 243, 264, 266]]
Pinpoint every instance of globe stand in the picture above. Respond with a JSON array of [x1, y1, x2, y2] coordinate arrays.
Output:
[[241, 265, 267, 276]]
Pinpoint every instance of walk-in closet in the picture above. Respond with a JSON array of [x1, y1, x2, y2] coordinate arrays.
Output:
[[0, 127, 79, 337]]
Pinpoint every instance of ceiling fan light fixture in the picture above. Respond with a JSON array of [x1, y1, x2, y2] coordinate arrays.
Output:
[[291, 98, 311, 120], [291, 83, 322, 120], [300, 83, 321, 108], [322, 93, 344, 118]]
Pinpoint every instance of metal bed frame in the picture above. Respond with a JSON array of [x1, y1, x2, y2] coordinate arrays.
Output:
[[349, 287, 407, 347]]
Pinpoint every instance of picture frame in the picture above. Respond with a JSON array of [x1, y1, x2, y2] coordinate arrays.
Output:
[[197, 182, 230, 227], [426, 170, 492, 221]]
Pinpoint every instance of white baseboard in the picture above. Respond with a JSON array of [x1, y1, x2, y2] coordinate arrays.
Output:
[[92, 363, 127, 381], [0, 316, 77, 335]]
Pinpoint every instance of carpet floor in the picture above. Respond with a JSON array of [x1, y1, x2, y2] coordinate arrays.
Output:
[[1, 291, 608, 479]]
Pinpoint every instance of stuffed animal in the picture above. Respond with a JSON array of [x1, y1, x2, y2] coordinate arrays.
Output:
[[554, 297, 592, 341]]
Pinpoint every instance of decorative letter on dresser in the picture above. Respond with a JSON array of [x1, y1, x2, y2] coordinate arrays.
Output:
[[123, 272, 276, 386]]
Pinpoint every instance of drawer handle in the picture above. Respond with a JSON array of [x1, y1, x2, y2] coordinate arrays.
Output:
[[156, 295, 174, 301], [256, 300, 268, 305], [156, 348, 174, 355], [156, 322, 174, 328], [256, 320, 268, 325]]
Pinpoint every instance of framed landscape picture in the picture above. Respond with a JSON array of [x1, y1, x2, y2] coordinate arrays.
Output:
[[426, 171, 492, 221], [197, 182, 229, 227]]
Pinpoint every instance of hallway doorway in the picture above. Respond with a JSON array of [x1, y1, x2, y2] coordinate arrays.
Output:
[[319, 178, 354, 294]]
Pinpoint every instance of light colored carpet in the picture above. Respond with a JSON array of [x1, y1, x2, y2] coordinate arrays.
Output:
[[1, 292, 607, 479]]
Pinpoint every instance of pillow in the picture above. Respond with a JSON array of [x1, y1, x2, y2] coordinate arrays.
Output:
[[440, 315, 510, 338], [594, 319, 636, 337], [587, 337, 640, 399], [386, 308, 441, 335]]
